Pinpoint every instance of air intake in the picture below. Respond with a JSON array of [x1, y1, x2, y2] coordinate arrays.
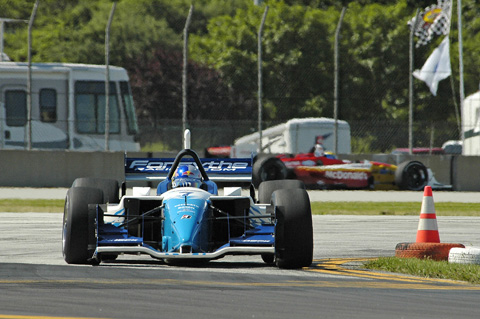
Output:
[[180, 245, 192, 254]]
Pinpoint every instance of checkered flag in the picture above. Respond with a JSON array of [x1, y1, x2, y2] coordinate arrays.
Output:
[[408, 0, 452, 48]]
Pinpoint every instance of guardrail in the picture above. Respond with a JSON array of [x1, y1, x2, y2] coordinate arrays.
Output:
[[0, 150, 479, 191]]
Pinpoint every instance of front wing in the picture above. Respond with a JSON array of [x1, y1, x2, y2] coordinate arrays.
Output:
[[92, 200, 275, 261]]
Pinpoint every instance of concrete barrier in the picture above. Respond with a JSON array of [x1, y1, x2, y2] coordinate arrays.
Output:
[[1, 150, 480, 191], [452, 156, 480, 191], [0, 150, 124, 187]]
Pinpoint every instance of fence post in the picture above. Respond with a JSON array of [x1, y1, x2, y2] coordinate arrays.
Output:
[[257, 6, 268, 153], [105, 2, 116, 151], [182, 5, 194, 136], [27, 0, 39, 150], [333, 7, 346, 155]]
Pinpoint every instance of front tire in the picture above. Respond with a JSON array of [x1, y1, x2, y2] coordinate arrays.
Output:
[[63, 187, 103, 264], [273, 188, 313, 269], [72, 177, 119, 203], [258, 179, 305, 204], [395, 161, 428, 191], [261, 253, 275, 264]]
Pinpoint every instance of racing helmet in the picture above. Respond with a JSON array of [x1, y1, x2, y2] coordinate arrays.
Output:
[[172, 164, 202, 188]]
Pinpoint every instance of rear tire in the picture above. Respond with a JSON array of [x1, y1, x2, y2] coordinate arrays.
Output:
[[257, 179, 305, 204], [63, 187, 103, 264], [252, 156, 288, 187], [395, 161, 428, 191], [273, 188, 313, 269], [72, 177, 119, 203]]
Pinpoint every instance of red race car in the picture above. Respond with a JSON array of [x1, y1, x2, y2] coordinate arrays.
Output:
[[252, 152, 436, 191]]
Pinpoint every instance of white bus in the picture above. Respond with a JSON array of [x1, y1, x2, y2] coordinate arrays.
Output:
[[0, 62, 140, 151], [231, 117, 351, 157]]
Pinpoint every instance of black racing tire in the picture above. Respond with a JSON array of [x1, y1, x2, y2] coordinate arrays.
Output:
[[394, 161, 428, 191], [72, 177, 119, 203], [261, 253, 275, 265], [257, 179, 305, 204], [63, 187, 103, 264], [273, 188, 313, 269], [252, 156, 288, 188]]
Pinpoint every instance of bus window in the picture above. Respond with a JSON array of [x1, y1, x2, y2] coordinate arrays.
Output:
[[75, 81, 119, 134], [120, 81, 138, 135], [76, 94, 96, 133], [97, 93, 120, 134], [5, 90, 27, 127], [40, 88, 57, 123]]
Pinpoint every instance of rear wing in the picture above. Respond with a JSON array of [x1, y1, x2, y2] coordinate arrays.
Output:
[[125, 157, 252, 183]]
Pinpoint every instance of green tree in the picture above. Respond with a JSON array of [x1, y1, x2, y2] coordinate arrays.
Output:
[[190, 1, 338, 121], [127, 47, 246, 122], [4, 0, 182, 65]]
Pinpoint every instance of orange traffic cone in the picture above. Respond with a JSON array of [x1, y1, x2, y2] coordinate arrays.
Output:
[[395, 185, 464, 260], [415, 186, 440, 243]]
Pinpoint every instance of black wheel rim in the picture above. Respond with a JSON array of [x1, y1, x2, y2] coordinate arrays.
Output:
[[406, 166, 426, 189]]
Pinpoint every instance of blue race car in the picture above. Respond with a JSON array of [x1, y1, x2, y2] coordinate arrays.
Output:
[[62, 132, 313, 269]]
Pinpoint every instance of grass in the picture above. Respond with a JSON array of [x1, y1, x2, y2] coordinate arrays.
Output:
[[310, 201, 480, 216], [2, 199, 480, 216], [364, 257, 480, 284], [0, 199, 64, 212]]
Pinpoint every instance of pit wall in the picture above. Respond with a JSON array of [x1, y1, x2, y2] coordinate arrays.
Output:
[[0, 150, 125, 188], [0, 150, 479, 191]]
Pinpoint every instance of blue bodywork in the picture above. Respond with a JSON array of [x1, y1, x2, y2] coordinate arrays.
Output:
[[161, 189, 210, 253], [93, 149, 275, 261]]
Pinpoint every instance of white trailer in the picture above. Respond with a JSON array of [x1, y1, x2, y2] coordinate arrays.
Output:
[[0, 62, 139, 151], [462, 89, 480, 155], [231, 117, 351, 157]]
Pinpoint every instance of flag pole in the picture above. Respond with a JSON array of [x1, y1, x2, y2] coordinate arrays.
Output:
[[457, 0, 465, 149], [409, 9, 420, 155]]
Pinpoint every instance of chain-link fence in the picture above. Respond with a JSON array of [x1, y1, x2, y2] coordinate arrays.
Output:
[[1, 1, 475, 154], [137, 118, 462, 154]]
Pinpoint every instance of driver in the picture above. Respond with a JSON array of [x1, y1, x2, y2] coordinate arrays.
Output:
[[313, 144, 325, 157], [172, 164, 203, 188]]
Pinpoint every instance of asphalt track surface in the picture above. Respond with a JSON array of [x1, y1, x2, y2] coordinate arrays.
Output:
[[1, 189, 480, 318]]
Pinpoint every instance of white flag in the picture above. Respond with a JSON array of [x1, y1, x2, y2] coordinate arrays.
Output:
[[413, 36, 451, 96]]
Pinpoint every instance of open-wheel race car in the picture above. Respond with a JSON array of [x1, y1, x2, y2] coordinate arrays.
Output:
[[206, 118, 450, 191], [62, 131, 313, 269], [252, 152, 449, 191]]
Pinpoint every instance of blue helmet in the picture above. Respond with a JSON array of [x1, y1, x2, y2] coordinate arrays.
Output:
[[172, 164, 202, 188]]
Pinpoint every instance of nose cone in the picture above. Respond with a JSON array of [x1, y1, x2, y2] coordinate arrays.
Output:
[[163, 189, 210, 252], [173, 210, 201, 243]]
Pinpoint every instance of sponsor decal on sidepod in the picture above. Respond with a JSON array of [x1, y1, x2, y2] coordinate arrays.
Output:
[[324, 170, 368, 181]]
